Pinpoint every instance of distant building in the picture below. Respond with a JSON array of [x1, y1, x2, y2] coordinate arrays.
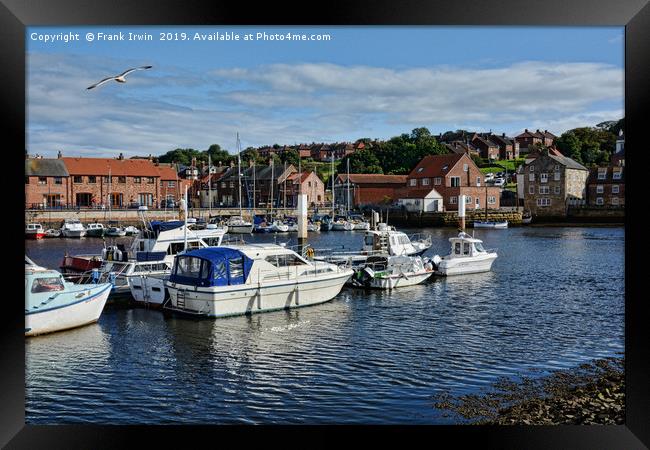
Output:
[[522, 148, 589, 217], [396, 188, 444, 213], [611, 129, 625, 167], [333, 174, 408, 208], [405, 153, 500, 211], [471, 135, 500, 160], [285, 171, 325, 207], [216, 161, 297, 208], [515, 129, 557, 154]]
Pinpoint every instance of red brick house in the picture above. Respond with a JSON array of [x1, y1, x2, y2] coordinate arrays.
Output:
[[333, 174, 407, 207], [405, 153, 500, 211], [516, 129, 556, 153], [25, 157, 70, 208], [471, 135, 500, 160], [62, 155, 161, 208], [586, 165, 625, 207], [487, 133, 520, 159], [282, 171, 326, 207]]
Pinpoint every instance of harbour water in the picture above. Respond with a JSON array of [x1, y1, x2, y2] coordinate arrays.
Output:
[[25, 226, 624, 424]]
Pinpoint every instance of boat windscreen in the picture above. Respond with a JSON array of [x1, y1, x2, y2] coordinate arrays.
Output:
[[170, 248, 252, 287]]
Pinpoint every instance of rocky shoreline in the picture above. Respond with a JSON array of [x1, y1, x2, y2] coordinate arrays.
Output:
[[433, 356, 624, 425]]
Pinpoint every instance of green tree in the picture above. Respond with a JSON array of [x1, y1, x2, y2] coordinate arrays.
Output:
[[339, 149, 383, 174], [555, 132, 582, 163], [280, 149, 300, 167]]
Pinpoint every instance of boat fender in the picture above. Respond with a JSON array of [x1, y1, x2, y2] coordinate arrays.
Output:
[[115, 249, 122, 261], [91, 269, 100, 283], [306, 247, 315, 259], [102, 248, 108, 260]]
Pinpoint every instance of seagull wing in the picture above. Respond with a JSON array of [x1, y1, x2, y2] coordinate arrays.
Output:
[[118, 65, 153, 78], [87, 76, 118, 90]]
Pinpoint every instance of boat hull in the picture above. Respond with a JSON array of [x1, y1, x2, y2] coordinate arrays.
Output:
[[62, 229, 87, 238], [25, 232, 46, 240], [86, 229, 105, 238], [435, 253, 497, 276], [352, 270, 433, 289], [128, 275, 167, 307], [473, 221, 508, 229], [25, 284, 111, 336], [331, 223, 347, 231], [228, 225, 253, 234], [165, 270, 352, 318]]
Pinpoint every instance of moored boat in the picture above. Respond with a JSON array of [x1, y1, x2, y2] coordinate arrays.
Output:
[[44, 228, 61, 238], [226, 216, 254, 234], [25, 256, 111, 336], [124, 225, 140, 236], [473, 220, 508, 229], [26, 223, 46, 240], [431, 231, 498, 276], [348, 255, 434, 289], [60, 219, 87, 238], [86, 222, 106, 238], [163, 245, 354, 318], [105, 226, 127, 237]]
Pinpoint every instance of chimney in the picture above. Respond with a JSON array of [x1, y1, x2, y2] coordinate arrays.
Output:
[[524, 128, 528, 132], [148, 154, 152, 161], [57, 150, 62, 159], [118, 152, 124, 160], [191, 157, 196, 167], [502, 133, 506, 137]]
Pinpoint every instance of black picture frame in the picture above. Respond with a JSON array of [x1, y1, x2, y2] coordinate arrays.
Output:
[[3, 0, 648, 447]]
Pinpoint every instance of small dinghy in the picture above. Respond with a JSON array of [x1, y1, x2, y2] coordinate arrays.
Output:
[[348, 255, 434, 289]]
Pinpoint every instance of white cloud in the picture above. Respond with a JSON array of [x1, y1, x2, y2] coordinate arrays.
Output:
[[27, 54, 623, 157]]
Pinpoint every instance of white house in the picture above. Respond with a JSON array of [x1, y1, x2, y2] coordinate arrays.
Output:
[[397, 188, 443, 213]]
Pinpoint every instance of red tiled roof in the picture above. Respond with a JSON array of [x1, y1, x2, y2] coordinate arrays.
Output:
[[287, 171, 313, 183], [62, 157, 161, 177], [155, 165, 179, 180], [336, 174, 408, 184], [408, 153, 466, 178], [397, 187, 442, 199]]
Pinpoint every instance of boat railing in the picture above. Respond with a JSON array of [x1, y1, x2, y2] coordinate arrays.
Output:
[[408, 233, 432, 244]]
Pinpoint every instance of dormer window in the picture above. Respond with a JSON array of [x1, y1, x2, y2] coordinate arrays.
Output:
[[417, 167, 424, 173], [442, 164, 449, 171]]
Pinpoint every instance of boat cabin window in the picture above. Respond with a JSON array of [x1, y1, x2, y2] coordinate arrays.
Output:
[[169, 241, 202, 255], [454, 242, 461, 255], [134, 263, 169, 272], [203, 237, 222, 247], [230, 257, 244, 281], [175, 256, 204, 279], [474, 242, 486, 253], [31, 277, 64, 293], [463, 243, 470, 255], [364, 235, 375, 246], [265, 254, 308, 267]]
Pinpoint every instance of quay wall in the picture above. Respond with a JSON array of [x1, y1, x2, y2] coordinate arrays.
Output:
[[386, 210, 523, 227]]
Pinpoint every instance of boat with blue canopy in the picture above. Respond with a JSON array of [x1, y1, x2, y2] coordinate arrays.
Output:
[[163, 244, 353, 318]]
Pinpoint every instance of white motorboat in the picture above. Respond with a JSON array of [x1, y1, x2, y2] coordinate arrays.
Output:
[[226, 216, 254, 234], [25, 256, 111, 336], [343, 221, 355, 231], [105, 226, 127, 237], [269, 220, 289, 233], [26, 223, 46, 240], [163, 244, 354, 318], [124, 226, 140, 236], [44, 228, 61, 238], [331, 218, 348, 231], [61, 218, 226, 297], [307, 221, 320, 232], [285, 221, 299, 232], [473, 220, 508, 229], [431, 232, 498, 276], [348, 255, 434, 289], [60, 219, 86, 238], [348, 214, 371, 231]]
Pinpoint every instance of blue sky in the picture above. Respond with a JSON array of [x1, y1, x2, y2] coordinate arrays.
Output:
[[27, 26, 624, 157]]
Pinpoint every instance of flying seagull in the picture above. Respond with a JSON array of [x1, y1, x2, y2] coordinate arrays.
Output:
[[87, 65, 153, 90]]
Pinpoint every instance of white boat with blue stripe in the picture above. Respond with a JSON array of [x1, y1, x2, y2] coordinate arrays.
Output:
[[25, 256, 111, 336], [163, 245, 354, 318]]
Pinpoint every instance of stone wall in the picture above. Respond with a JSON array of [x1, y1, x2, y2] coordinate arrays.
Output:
[[388, 209, 523, 227]]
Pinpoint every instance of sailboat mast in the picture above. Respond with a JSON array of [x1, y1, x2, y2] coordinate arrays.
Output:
[[208, 153, 212, 219], [107, 165, 111, 222], [252, 163, 256, 215], [346, 157, 350, 215], [237, 133, 242, 217], [331, 151, 334, 216], [283, 161, 287, 212], [270, 158, 274, 219]]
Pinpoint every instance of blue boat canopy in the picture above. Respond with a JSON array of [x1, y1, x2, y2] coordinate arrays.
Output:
[[149, 220, 185, 234], [169, 247, 253, 287]]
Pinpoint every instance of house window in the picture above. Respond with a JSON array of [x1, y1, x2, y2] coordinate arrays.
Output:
[[450, 177, 460, 187], [597, 170, 607, 180], [554, 171, 561, 181], [596, 185, 604, 194], [612, 185, 619, 194], [409, 179, 417, 187], [529, 185, 534, 194], [118, 176, 126, 183], [529, 173, 535, 182], [539, 186, 549, 194], [540, 173, 548, 183], [88, 176, 96, 184], [554, 165, 560, 171], [73, 176, 82, 183], [147, 177, 155, 184], [422, 178, 430, 186], [536, 198, 551, 207], [612, 170, 622, 180], [476, 177, 481, 187], [229, 182, 235, 188], [38, 177, 47, 185], [463, 164, 468, 172], [54, 177, 62, 185], [488, 196, 496, 204], [168, 181, 175, 188], [596, 197, 604, 205], [134, 177, 142, 184], [449, 196, 458, 204], [466, 196, 472, 204], [612, 197, 619, 206], [554, 186, 561, 195], [221, 182, 226, 188], [434, 177, 442, 185], [529, 165, 535, 172], [138, 193, 153, 206]]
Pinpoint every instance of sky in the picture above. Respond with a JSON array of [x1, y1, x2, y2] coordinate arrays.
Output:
[[26, 26, 624, 158]]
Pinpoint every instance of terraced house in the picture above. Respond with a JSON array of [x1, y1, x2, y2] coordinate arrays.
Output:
[[522, 148, 589, 217], [25, 157, 70, 208]]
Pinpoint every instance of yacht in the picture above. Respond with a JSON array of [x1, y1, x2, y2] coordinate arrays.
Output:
[[124, 225, 140, 236], [307, 220, 320, 232], [162, 244, 354, 318], [431, 232, 498, 276], [348, 215, 371, 231], [226, 216, 254, 234], [270, 220, 289, 233], [25, 256, 111, 336], [60, 219, 226, 297], [60, 219, 86, 238], [105, 226, 127, 237], [348, 255, 434, 289], [44, 228, 61, 238], [86, 222, 105, 238], [473, 220, 508, 229], [25, 223, 46, 240], [331, 216, 348, 231]]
